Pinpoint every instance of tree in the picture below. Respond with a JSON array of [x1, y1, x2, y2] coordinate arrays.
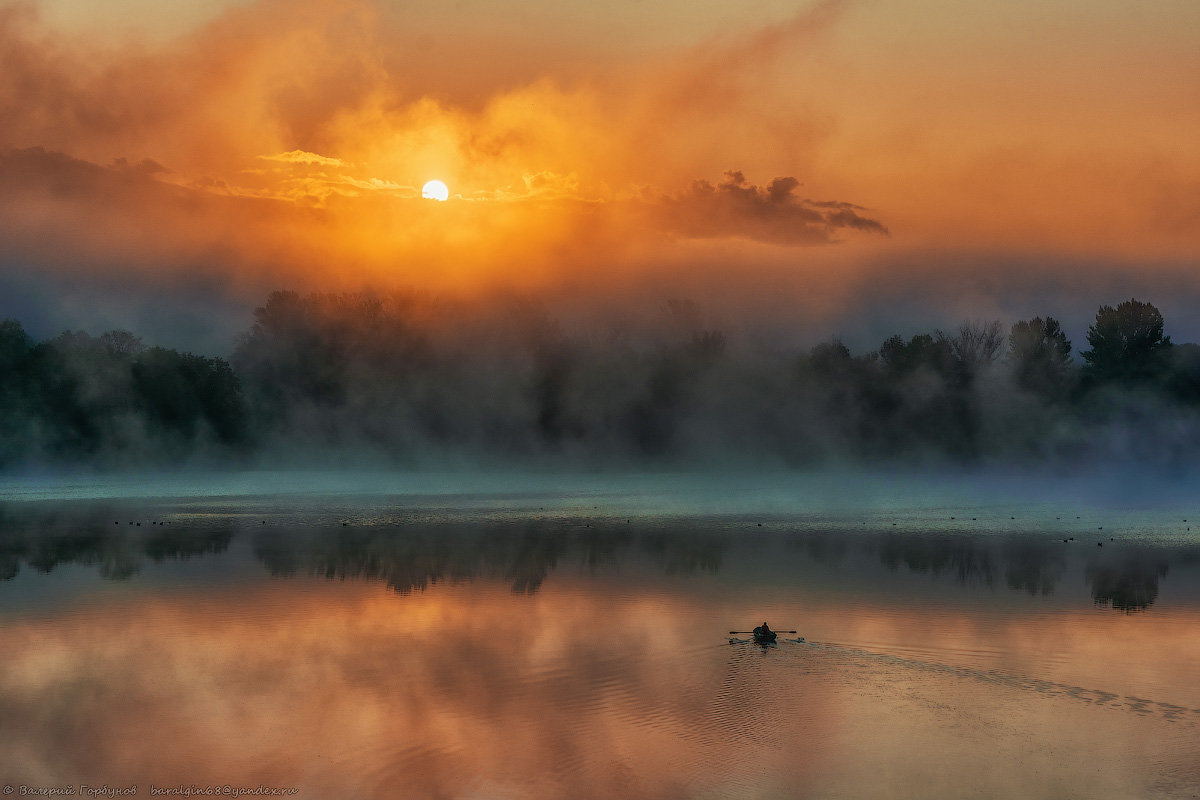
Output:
[[1081, 299, 1172, 386], [0, 320, 32, 404], [943, 321, 1004, 376], [99, 330, 145, 359], [807, 339, 854, 378], [1166, 343, 1200, 404], [0, 320, 34, 465], [879, 333, 954, 377], [0, 319, 31, 376], [1008, 316, 1073, 399], [26, 331, 130, 456], [132, 348, 246, 445]]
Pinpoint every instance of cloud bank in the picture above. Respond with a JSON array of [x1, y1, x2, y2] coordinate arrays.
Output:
[[0, 0, 1196, 352]]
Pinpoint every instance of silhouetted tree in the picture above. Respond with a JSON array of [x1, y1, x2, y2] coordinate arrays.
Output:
[[99, 330, 145, 359], [0, 320, 34, 464], [233, 291, 434, 446], [876, 331, 983, 457], [808, 339, 853, 377], [0, 319, 31, 377], [801, 340, 886, 455], [942, 320, 1004, 383], [132, 347, 246, 445], [1165, 342, 1200, 404], [879, 333, 955, 377], [8, 290, 1200, 469], [1008, 316, 1073, 400], [25, 331, 135, 456], [1081, 299, 1172, 386], [624, 309, 727, 457]]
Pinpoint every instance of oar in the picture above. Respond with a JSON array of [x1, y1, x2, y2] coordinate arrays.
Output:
[[729, 630, 797, 634]]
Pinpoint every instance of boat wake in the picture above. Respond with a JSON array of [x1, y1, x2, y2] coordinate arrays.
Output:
[[793, 639, 1200, 724]]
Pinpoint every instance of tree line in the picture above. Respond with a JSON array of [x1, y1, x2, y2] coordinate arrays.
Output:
[[2, 293, 1199, 468]]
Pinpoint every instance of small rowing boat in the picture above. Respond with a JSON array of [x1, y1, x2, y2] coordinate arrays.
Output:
[[728, 623, 797, 645], [753, 627, 777, 644]]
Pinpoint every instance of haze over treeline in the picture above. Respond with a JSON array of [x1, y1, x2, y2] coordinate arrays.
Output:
[[2, 291, 1199, 471]]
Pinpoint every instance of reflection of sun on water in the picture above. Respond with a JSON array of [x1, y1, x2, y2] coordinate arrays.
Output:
[[421, 180, 449, 201]]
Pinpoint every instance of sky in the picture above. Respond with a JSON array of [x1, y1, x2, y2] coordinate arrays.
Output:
[[1, 0, 1198, 353]]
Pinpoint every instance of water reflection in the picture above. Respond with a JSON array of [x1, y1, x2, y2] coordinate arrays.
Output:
[[2, 503, 1199, 613], [877, 533, 997, 586], [1002, 538, 1067, 596], [1087, 550, 1171, 612], [254, 526, 576, 594], [250, 523, 733, 595], [0, 503, 231, 580], [2, 502, 1200, 798]]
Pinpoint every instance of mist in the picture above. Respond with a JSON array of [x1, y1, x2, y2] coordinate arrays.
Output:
[[3, 288, 1200, 474]]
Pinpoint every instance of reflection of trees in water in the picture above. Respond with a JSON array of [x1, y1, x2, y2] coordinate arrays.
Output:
[[868, 532, 1190, 611], [0, 505, 232, 580], [578, 527, 634, 573], [25, 530, 142, 580], [253, 526, 573, 595], [878, 534, 996, 586], [642, 531, 726, 575], [6, 505, 1199, 611], [253, 524, 725, 594], [254, 527, 483, 592], [506, 531, 570, 594], [789, 531, 849, 565], [1087, 550, 1170, 612], [1002, 539, 1067, 596]]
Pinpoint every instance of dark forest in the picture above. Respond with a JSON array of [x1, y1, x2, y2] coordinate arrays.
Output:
[[2, 293, 1199, 470]]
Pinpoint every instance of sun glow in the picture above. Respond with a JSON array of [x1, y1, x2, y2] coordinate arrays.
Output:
[[421, 180, 449, 201]]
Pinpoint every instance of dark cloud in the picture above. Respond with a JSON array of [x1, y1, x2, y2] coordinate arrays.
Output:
[[0, 146, 299, 354], [0, 146, 168, 203], [0, 144, 322, 266], [655, 170, 888, 245]]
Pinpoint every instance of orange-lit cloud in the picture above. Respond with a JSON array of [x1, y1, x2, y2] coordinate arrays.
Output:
[[0, 0, 1198, 348], [0, 0, 883, 283]]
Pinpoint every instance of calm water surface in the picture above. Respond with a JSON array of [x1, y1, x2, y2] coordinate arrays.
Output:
[[1, 472, 1199, 799]]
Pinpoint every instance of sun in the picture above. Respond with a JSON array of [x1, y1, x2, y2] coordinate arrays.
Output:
[[421, 180, 449, 201]]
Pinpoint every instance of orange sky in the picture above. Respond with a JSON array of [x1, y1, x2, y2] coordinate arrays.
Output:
[[1, 0, 1198, 347]]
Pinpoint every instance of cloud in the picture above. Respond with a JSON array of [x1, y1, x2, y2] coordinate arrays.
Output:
[[0, 0, 880, 273], [653, 170, 888, 245], [0, 0, 1196, 356], [259, 150, 346, 167]]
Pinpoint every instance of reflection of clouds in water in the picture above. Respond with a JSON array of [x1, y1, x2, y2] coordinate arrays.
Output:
[[0, 584, 826, 799]]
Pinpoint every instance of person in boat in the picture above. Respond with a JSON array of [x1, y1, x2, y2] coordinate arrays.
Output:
[[753, 622, 775, 641]]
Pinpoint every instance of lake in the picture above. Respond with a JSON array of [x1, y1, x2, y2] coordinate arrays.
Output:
[[1, 471, 1199, 799]]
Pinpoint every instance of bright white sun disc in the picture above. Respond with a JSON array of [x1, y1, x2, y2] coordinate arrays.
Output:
[[421, 180, 449, 201]]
